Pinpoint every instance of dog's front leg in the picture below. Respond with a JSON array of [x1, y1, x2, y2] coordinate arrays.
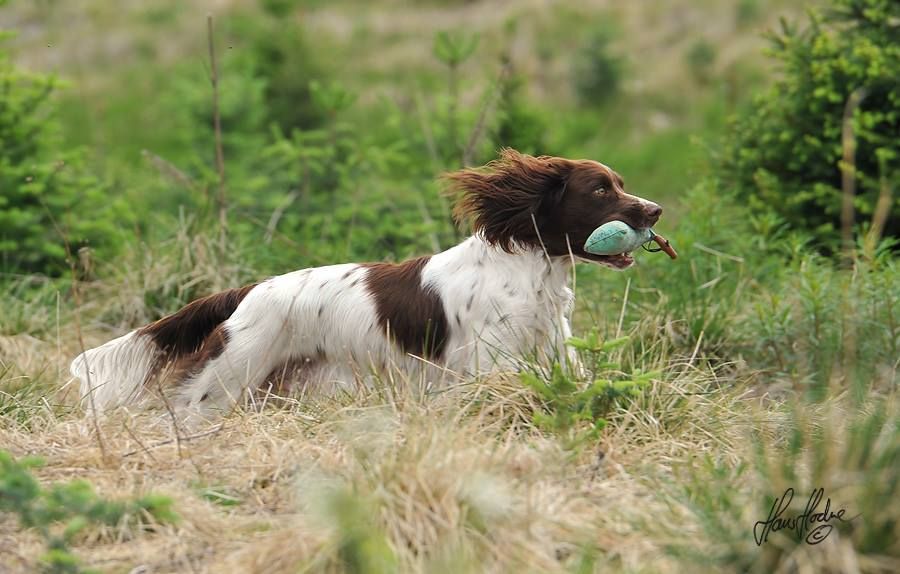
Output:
[[557, 313, 587, 380]]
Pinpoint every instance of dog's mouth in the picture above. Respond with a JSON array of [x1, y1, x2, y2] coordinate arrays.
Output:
[[577, 251, 635, 269]]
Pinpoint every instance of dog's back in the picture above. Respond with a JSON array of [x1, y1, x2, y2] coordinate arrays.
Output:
[[71, 149, 664, 418]]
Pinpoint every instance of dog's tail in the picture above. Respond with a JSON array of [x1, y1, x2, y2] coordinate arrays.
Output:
[[71, 283, 258, 412]]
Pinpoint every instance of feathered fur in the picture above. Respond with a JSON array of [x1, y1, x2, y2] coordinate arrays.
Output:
[[71, 149, 663, 419]]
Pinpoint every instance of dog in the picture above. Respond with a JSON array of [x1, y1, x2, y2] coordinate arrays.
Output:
[[70, 149, 662, 417]]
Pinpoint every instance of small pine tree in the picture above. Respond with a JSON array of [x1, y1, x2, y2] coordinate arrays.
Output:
[[491, 57, 548, 157], [0, 19, 122, 276], [717, 0, 899, 248], [572, 26, 624, 107], [0, 450, 177, 573]]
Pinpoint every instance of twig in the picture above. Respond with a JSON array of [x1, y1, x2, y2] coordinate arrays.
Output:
[[462, 57, 511, 167], [141, 149, 202, 196], [264, 191, 298, 244], [122, 424, 225, 458], [616, 278, 631, 339], [414, 91, 441, 171], [688, 331, 705, 368], [208, 14, 227, 250], [155, 378, 186, 460], [693, 242, 745, 263], [154, 377, 204, 477], [122, 420, 158, 463], [448, 60, 460, 165], [839, 87, 872, 391], [864, 155, 894, 256], [39, 191, 109, 461], [840, 87, 868, 265]]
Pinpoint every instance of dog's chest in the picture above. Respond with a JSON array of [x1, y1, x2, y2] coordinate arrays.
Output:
[[425, 247, 573, 346]]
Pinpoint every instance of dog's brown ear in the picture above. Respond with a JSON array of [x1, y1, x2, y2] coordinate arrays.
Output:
[[444, 148, 571, 252]]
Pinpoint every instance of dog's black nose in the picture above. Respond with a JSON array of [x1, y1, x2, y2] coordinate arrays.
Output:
[[645, 202, 662, 221]]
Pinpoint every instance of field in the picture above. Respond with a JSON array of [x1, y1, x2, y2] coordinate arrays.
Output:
[[1, 0, 898, 573]]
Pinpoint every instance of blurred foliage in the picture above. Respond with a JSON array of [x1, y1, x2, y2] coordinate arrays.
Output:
[[686, 39, 717, 85], [736, 0, 763, 27], [665, 392, 900, 573], [2, 0, 750, 278], [572, 25, 624, 107], [521, 335, 656, 450], [0, 46, 125, 276], [0, 450, 178, 573], [717, 0, 900, 248], [156, 48, 269, 189], [246, 113, 453, 266], [432, 29, 480, 166], [235, 6, 328, 133], [490, 57, 548, 157], [327, 488, 398, 574], [432, 30, 479, 69]]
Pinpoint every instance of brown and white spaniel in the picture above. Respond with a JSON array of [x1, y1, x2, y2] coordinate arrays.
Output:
[[71, 149, 662, 418]]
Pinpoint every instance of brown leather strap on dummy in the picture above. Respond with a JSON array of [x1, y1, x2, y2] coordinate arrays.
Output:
[[651, 233, 678, 259]]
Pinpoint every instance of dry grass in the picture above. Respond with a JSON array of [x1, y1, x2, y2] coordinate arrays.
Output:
[[0, 305, 749, 573], [2, 231, 898, 573], [2, 252, 898, 574]]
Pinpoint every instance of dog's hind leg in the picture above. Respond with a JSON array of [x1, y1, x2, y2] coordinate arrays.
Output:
[[175, 317, 291, 419]]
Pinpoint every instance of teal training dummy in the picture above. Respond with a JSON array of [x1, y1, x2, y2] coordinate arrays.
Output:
[[584, 221, 678, 259]]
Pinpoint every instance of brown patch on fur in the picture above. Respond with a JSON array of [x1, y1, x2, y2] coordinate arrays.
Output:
[[171, 324, 230, 381], [363, 256, 448, 360], [444, 148, 662, 259], [137, 287, 258, 402], [257, 354, 324, 397], [139, 283, 257, 366], [445, 149, 572, 252]]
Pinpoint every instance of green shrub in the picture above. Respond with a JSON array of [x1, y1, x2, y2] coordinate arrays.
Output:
[[71, 13, 324, 232], [686, 39, 717, 85], [735, 0, 762, 28], [238, 12, 328, 133], [0, 450, 178, 573], [717, 0, 899, 248], [740, 240, 899, 397], [154, 48, 269, 191], [520, 334, 656, 450], [572, 25, 624, 107], [239, 89, 462, 270], [490, 61, 548, 157], [661, 393, 900, 573], [0, 49, 123, 276], [432, 29, 480, 165]]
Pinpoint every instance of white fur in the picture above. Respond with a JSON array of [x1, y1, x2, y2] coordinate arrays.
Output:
[[72, 331, 161, 410], [72, 234, 580, 417], [425, 236, 576, 372]]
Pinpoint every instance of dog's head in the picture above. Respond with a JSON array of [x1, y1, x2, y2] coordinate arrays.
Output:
[[446, 149, 662, 269]]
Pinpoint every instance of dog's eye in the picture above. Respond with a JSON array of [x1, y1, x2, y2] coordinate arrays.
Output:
[[594, 186, 608, 196]]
